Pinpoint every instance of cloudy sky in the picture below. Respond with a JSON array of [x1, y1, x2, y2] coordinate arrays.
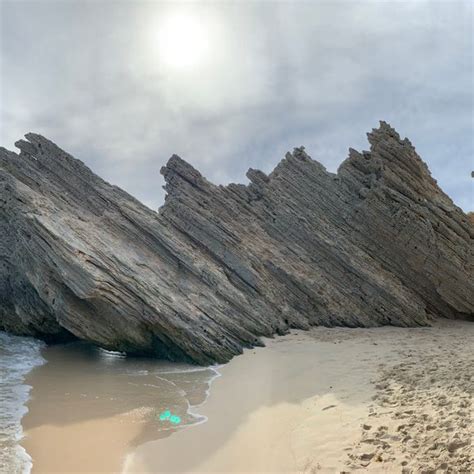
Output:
[[1, 0, 472, 211]]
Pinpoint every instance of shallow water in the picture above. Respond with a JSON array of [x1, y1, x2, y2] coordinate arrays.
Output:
[[0, 332, 45, 474], [0, 334, 220, 474]]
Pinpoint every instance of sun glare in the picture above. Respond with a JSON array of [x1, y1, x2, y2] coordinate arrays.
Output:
[[156, 13, 211, 69]]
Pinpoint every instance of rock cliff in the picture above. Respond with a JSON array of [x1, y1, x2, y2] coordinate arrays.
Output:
[[1, 122, 472, 364]]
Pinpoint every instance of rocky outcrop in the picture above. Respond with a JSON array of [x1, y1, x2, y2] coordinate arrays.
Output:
[[0, 122, 472, 364]]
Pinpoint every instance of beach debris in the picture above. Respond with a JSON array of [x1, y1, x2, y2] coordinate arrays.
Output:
[[157, 410, 181, 425], [169, 415, 181, 425], [158, 410, 171, 421]]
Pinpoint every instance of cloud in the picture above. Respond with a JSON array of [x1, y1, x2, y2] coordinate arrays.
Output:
[[1, 0, 472, 211]]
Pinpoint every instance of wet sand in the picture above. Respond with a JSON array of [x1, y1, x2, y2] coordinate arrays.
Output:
[[21, 343, 219, 473], [125, 320, 473, 473], [22, 320, 473, 473]]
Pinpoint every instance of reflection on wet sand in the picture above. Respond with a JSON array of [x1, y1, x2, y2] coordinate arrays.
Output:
[[21, 342, 219, 473]]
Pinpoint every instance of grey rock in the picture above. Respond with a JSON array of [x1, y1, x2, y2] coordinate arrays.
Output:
[[0, 122, 472, 364]]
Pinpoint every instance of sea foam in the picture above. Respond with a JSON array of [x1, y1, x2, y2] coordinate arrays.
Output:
[[0, 332, 45, 474]]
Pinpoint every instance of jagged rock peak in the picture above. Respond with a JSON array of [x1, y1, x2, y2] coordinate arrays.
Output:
[[1, 122, 472, 364], [161, 153, 209, 198]]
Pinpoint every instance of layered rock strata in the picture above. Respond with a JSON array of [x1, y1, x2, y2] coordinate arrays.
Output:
[[0, 122, 472, 363]]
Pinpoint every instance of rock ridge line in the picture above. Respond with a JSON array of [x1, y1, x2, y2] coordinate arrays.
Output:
[[0, 121, 472, 364]]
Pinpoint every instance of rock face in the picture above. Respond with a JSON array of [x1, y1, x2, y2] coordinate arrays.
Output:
[[0, 122, 472, 364]]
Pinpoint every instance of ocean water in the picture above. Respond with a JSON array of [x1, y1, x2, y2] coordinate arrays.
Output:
[[0, 332, 45, 474], [0, 333, 221, 473]]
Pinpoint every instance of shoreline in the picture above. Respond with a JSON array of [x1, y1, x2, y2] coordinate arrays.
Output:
[[20, 343, 220, 473], [123, 327, 383, 473], [19, 319, 473, 473], [125, 319, 474, 473], [0, 332, 45, 474]]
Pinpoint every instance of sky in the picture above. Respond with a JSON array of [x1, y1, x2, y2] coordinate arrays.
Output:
[[0, 0, 472, 211]]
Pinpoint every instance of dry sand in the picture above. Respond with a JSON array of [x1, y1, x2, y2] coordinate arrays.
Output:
[[125, 320, 473, 473], [22, 320, 473, 473]]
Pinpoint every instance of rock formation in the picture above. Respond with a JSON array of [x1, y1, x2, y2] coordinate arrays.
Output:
[[0, 122, 472, 364]]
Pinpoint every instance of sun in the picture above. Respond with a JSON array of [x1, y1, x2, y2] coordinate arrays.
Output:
[[155, 12, 211, 69]]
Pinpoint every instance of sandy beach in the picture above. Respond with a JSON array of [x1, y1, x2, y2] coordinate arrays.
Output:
[[20, 343, 220, 473], [22, 319, 473, 473]]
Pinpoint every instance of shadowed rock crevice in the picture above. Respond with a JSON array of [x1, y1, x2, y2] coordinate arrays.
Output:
[[0, 122, 472, 364]]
